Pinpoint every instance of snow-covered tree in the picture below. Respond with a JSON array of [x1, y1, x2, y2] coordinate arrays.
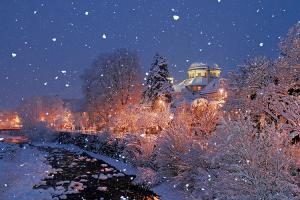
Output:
[[226, 24, 300, 134], [226, 56, 275, 115], [208, 115, 300, 200], [142, 54, 173, 106], [81, 49, 142, 129], [279, 23, 300, 68]]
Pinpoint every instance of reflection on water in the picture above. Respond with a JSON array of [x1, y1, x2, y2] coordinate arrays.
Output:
[[0, 131, 28, 144]]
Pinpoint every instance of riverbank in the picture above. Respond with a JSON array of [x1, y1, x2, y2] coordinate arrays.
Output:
[[0, 141, 158, 200]]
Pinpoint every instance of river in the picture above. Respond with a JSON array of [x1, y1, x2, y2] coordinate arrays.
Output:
[[0, 137, 159, 200]]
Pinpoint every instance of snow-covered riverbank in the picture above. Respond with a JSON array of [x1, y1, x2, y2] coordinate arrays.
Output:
[[1, 141, 174, 200], [39, 142, 186, 200], [1, 129, 186, 200], [0, 143, 53, 200]]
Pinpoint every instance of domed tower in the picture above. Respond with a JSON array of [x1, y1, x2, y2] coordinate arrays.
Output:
[[187, 63, 209, 78], [209, 64, 221, 79]]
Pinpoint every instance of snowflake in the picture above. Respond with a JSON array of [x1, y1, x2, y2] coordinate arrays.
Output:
[[84, 11, 89, 16], [11, 53, 17, 58], [173, 15, 180, 21], [218, 0, 221, 2], [102, 34, 107, 39], [52, 38, 57, 42], [61, 70, 67, 74], [65, 83, 70, 87], [259, 42, 264, 47], [33, 10, 38, 15], [43, 82, 48, 86]]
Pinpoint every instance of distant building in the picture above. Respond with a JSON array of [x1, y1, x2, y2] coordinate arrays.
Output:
[[0, 111, 22, 130], [173, 62, 226, 101], [174, 63, 221, 92]]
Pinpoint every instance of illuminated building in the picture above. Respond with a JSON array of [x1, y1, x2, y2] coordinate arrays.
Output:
[[174, 63, 221, 92]]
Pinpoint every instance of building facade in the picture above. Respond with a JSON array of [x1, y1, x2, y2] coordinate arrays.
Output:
[[174, 62, 222, 93]]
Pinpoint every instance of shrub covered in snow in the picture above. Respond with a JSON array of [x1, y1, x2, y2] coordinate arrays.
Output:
[[154, 120, 213, 193], [191, 98, 222, 136], [134, 167, 159, 187], [112, 105, 171, 136], [119, 133, 157, 169], [208, 115, 300, 200]]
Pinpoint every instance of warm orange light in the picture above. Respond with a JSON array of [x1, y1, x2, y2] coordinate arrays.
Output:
[[219, 88, 224, 94]]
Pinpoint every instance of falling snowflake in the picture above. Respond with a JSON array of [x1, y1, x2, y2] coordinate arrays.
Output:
[[61, 70, 67, 74], [259, 42, 264, 47], [33, 10, 38, 15], [218, 0, 221, 3], [173, 15, 180, 21], [11, 53, 17, 58], [65, 83, 70, 87], [102, 34, 107, 39], [84, 11, 89, 15], [54, 76, 59, 80], [43, 82, 48, 86], [52, 38, 57, 42]]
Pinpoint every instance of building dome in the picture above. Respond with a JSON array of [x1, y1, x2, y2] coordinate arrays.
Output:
[[188, 62, 209, 71], [187, 63, 209, 79], [210, 63, 221, 70]]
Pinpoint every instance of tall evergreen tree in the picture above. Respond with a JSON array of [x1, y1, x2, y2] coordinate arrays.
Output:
[[142, 54, 174, 104]]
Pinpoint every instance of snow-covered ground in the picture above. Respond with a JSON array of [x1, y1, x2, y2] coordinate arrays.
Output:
[[0, 143, 53, 200], [0, 141, 185, 200]]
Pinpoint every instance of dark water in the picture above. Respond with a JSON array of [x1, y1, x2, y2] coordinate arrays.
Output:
[[34, 146, 159, 200]]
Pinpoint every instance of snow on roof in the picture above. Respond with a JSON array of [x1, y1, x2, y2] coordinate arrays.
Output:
[[173, 78, 226, 95], [173, 77, 208, 92], [188, 62, 209, 70], [210, 63, 221, 70], [188, 77, 208, 86], [200, 78, 225, 94]]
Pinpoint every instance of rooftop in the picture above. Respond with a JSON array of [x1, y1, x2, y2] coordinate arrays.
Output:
[[188, 62, 220, 71], [188, 62, 209, 70]]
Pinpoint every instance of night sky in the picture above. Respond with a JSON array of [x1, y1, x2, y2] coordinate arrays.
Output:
[[1, 0, 300, 109]]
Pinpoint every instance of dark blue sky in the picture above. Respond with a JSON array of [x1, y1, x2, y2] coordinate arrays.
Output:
[[0, 0, 300, 109]]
